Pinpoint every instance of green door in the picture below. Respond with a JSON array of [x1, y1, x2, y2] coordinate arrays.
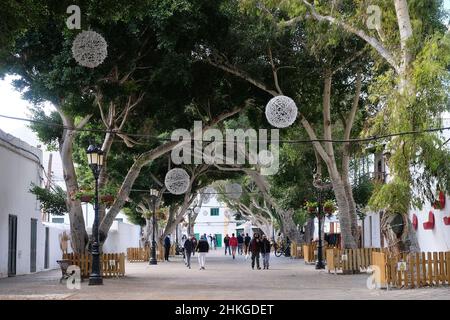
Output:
[[194, 233, 200, 240], [215, 234, 222, 247]]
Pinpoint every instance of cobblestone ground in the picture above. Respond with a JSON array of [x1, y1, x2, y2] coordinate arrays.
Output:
[[0, 250, 448, 300]]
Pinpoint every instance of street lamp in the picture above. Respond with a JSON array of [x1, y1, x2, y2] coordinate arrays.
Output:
[[86, 144, 104, 286], [312, 173, 331, 270], [149, 188, 159, 265]]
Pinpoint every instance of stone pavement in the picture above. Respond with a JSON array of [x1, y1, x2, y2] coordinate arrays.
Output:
[[0, 250, 448, 300]]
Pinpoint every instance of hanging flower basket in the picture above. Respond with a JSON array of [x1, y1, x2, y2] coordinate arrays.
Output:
[[304, 201, 318, 214], [79, 194, 93, 203], [323, 200, 336, 215], [100, 195, 114, 205]]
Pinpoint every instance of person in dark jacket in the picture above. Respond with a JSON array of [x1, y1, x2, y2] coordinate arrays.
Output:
[[196, 235, 210, 270], [260, 234, 271, 269], [237, 233, 244, 255], [183, 235, 194, 269], [249, 233, 262, 269], [164, 234, 171, 261], [191, 236, 197, 257], [223, 234, 231, 255], [244, 233, 251, 255]]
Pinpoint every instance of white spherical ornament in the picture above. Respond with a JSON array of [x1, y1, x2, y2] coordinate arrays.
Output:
[[201, 187, 216, 203], [258, 150, 274, 167], [164, 168, 190, 195], [72, 30, 108, 68], [265, 95, 298, 128], [202, 210, 208, 216], [225, 183, 242, 200]]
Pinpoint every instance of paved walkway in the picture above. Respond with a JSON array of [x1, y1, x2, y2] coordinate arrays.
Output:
[[0, 250, 449, 300]]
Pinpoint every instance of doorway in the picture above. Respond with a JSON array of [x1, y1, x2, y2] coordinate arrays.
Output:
[[215, 234, 222, 248], [8, 215, 17, 277], [44, 227, 49, 269], [30, 218, 37, 273]]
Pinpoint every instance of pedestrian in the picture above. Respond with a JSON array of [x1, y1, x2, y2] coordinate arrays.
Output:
[[244, 233, 251, 256], [181, 234, 187, 262], [191, 235, 197, 257], [260, 234, 271, 269], [237, 233, 244, 255], [196, 235, 209, 270], [212, 235, 216, 250], [229, 233, 238, 259], [249, 233, 262, 270], [224, 234, 231, 255], [183, 235, 194, 269], [164, 234, 171, 261]]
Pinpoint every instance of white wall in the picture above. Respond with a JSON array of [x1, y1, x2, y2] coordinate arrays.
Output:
[[0, 129, 43, 278], [409, 197, 450, 252], [191, 196, 237, 246], [362, 212, 382, 248], [103, 221, 141, 253]]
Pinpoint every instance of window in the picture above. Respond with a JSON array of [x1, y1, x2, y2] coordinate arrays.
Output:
[[210, 208, 219, 216], [115, 218, 123, 223], [52, 218, 65, 224]]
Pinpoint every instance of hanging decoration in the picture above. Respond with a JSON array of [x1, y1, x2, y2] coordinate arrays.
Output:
[[201, 187, 216, 203], [265, 95, 298, 128], [72, 30, 108, 68], [164, 168, 190, 195], [225, 183, 242, 200]]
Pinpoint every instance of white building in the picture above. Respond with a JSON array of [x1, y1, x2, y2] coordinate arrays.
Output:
[[190, 195, 238, 247], [44, 202, 140, 254], [0, 129, 45, 278], [362, 118, 450, 251]]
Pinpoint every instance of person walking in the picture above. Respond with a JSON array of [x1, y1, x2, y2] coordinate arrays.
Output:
[[164, 234, 171, 262], [249, 233, 262, 270], [260, 234, 271, 269], [229, 233, 238, 259], [196, 235, 209, 270], [244, 233, 251, 256], [237, 233, 244, 255], [191, 235, 197, 257], [183, 235, 194, 269], [181, 234, 187, 263], [223, 234, 231, 255]]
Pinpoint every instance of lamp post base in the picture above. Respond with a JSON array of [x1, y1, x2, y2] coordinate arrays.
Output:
[[88, 275, 103, 285], [315, 261, 326, 270], [149, 258, 157, 265]]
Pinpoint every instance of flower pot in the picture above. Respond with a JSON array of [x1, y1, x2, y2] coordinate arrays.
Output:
[[100, 195, 114, 203], [324, 207, 333, 214], [80, 195, 93, 202], [308, 207, 316, 213]]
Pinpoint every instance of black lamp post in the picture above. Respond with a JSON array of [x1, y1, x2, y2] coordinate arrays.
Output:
[[313, 172, 331, 270], [149, 188, 159, 265], [86, 144, 104, 286], [315, 189, 325, 270]]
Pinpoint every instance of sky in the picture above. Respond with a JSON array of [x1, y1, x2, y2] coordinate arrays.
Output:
[[0, 1, 449, 185]]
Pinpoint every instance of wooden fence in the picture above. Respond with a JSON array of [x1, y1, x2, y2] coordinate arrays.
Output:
[[302, 243, 337, 264], [127, 247, 149, 262], [326, 248, 381, 274], [372, 251, 450, 288], [63, 253, 125, 278], [127, 245, 177, 263], [290, 242, 303, 259]]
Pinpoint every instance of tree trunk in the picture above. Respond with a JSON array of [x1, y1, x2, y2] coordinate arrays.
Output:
[[304, 217, 315, 244]]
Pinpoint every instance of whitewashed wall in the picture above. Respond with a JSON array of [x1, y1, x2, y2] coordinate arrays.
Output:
[[0, 129, 43, 278], [191, 196, 237, 246], [103, 221, 141, 253]]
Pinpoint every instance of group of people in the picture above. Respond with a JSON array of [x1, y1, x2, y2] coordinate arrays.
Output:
[[181, 234, 207, 269], [180, 232, 272, 270], [223, 233, 252, 259]]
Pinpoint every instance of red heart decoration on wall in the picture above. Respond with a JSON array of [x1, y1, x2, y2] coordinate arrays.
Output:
[[439, 191, 446, 209], [444, 217, 450, 226], [412, 214, 418, 230], [423, 211, 435, 230]]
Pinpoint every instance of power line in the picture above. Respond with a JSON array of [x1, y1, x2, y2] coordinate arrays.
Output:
[[1, 113, 449, 144]]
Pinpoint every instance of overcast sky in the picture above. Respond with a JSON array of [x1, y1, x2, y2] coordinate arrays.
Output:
[[1, 1, 449, 185]]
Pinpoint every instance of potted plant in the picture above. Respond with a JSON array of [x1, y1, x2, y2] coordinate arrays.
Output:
[[99, 185, 118, 207], [323, 200, 336, 215], [74, 189, 94, 203], [304, 201, 318, 213]]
